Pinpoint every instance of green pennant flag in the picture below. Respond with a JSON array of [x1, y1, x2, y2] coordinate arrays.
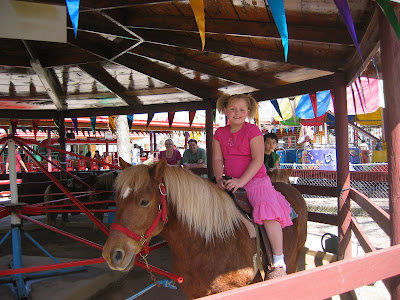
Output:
[[90, 116, 96, 133], [376, 0, 400, 39]]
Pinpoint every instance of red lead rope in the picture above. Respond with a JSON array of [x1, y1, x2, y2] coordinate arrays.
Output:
[[110, 180, 168, 254]]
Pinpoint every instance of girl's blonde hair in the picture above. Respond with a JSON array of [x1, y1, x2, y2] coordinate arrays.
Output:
[[216, 94, 258, 119]]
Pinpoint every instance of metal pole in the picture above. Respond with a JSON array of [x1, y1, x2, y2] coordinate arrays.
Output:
[[378, 4, 400, 299], [205, 100, 214, 178]]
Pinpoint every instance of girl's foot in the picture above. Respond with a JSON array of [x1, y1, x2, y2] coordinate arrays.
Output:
[[267, 266, 287, 279]]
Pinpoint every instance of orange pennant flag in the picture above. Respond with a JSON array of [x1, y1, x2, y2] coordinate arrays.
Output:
[[189, 0, 205, 50]]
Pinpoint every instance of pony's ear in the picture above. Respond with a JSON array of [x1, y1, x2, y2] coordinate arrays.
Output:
[[150, 158, 167, 180], [284, 168, 294, 177], [119, 157, 132, 170]]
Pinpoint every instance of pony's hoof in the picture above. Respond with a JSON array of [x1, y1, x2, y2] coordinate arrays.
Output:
[[267, 267, 287, 280]]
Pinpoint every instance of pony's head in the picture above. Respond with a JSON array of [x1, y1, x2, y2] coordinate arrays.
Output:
[[267, 168, 293, 184], [103, 158, 243, 272], [102, 158, 168, 272]]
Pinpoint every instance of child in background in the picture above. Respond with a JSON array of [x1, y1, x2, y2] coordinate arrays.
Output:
[[264, 133, 280, 170], [213, 94, 293, 278]]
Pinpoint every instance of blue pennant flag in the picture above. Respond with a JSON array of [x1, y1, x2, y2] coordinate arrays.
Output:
[[90, 116, 96, 133], [127, 115, 134, 130], [66, 0, 80, 37], [271, 99, 283, 119], [267, 0, 289, 62]]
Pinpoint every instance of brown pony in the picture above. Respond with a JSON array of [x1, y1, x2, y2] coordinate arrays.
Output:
[[267, 168, 294, 184], [102, 159, 307, 299]]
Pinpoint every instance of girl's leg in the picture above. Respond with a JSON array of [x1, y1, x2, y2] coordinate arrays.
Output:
[[263, 219, 286, 272]]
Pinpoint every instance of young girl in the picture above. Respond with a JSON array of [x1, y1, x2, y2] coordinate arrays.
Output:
[[264, 132, 280, 170], [213, 94, 293, 278]]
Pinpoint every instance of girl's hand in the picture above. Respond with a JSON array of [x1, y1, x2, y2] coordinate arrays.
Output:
[[224, 178, 243, 193], [216, 177, 226, 190]]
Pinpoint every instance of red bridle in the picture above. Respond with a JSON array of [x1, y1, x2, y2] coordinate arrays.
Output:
[[110, 179, 168, 254]]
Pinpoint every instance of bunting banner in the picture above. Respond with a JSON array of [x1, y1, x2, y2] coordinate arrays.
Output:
[[189, 0, 206, 50], [90, 116, 96, 133], [189, 111, 196, 127], [267, 0, 289, 61], [108, 116, 116, 133], [376, 0, 400, 39], [71, 118, 79, 135], [168, 112, 175, 127], [66, 0, 80, 37], [333, 0, 363, 59], [127, 114, 134, 130], [147, 113, 154, 127], [271, 99, 283, 119], [32, 120, 39, 139]]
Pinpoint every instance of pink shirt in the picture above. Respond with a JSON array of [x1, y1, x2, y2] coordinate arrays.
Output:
[[214, 122, 266, 179], [158, 149, 182, 165], [6, 152, 23, 172]]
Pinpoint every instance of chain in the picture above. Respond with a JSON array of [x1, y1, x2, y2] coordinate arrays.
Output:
[[140, 253, 162, 287]]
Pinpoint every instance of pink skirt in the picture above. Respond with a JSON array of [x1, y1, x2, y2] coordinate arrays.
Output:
[[244, 176, 293, 228]]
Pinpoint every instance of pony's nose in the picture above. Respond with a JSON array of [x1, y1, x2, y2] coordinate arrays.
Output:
[[112, 249, 124, 265]]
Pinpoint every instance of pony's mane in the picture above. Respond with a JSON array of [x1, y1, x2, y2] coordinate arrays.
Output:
[[115, 164, 243, 243]]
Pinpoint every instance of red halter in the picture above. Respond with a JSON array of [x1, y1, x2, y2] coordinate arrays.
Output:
[[110, 179, 168, 254]]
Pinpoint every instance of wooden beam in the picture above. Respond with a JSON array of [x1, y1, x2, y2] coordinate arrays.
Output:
[[126, 15, 355, 45], [78, 63, 141, 106], [201, 245, 400, 300], [115, 42, 276, 89], [345, 10, 380, 85], [130, 29, 341, 72], [252, 74, 335, 101]]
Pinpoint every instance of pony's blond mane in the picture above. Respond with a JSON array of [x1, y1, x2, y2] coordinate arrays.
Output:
[[115, 164, 243, 243]]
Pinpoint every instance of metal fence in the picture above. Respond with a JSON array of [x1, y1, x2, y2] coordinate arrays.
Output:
[[280, 163, 389, 214]]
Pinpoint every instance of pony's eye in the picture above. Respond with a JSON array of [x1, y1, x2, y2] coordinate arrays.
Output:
[[140, 200, 150, 207]]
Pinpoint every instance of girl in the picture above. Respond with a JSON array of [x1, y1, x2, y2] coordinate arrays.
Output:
[[213, 94, 293, 278], [264, 132, 280, 170], [158, 138, 182, 166]]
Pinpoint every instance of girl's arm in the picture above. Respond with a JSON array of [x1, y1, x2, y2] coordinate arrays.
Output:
[[225, 135, 264, 192], [212, 139, 226, 189]]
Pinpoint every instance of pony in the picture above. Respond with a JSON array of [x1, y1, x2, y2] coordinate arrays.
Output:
[[267, 168, 294, 184], [102, 159, 307, 299], [88, 170, 119, 231], [44, 175, 97, 227]]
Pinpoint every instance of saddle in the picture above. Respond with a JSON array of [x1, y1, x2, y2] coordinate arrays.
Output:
[[210, 176, 274, 277]]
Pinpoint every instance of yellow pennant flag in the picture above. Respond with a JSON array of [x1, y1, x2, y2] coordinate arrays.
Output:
[[108, 116, 116, 134], [189, 0, 205, 50]]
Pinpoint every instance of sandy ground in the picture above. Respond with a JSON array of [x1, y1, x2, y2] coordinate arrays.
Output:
[[0, 196, 392, 300]]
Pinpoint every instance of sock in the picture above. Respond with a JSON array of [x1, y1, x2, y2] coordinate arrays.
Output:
[[273, 254, 286, 271]]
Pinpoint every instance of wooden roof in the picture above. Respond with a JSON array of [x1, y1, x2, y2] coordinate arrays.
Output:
[[0, 0, 381, 121]]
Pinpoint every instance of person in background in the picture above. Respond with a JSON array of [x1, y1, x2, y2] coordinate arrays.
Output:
[[264, 133, 280, 170], [6, 146, 28, 173], [93, 150, 103, 169], [158, 139, 182, 166], [213, 93, 293, 279], [131, 144, 141, 165], [182, 139, 207, 169]]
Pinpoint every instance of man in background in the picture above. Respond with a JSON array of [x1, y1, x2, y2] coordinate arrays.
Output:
[[182, 139, 207, 169]]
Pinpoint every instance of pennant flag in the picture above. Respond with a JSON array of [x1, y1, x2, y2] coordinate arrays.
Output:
[[53, 118, 59, 129], [189, 111, 196, 127], [291, 127, 295, 133], [333, 0, 363, 59], [271, 99, 283, 119], [66, 0, 80, 37], [168, 112, 175, 127], [127, 114, 134, 130], [21, 126, 27, 133], [267, 0, 289, 61], [108, 116, 116, 133], [71, 118, 79, 134], [32, 120, 39, 139], [90, 116, 96, 133], [189, 0, 206, 50], [376, 0, 400, 39], [147, 113, 154, 127]]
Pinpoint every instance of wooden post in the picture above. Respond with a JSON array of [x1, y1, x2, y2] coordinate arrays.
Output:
[[333, 73, 351, 260], [58, 111, 66, 179], [378, 4, 400, 299], [205, 101, 214, 178]]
